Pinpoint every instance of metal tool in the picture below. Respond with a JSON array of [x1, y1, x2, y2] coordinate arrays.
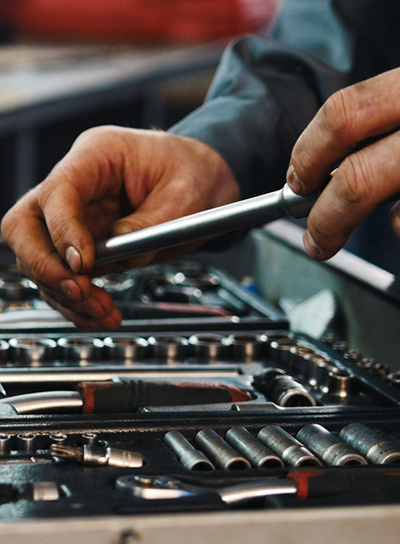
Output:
[[225, 426, 284, 469], [95, 184, 316, 265], [115, 466, 400, 504], [339, 423, 400, 464], [257, 425, 321, 467], [195, 429, 251, 470], [50, 444, 143, 468], [115, 474, 296, 504], [164, 431, 215, 471], [296, 424, 367, 466]]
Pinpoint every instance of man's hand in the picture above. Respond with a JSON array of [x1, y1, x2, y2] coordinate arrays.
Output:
[[286, 67, 400, 260], [1, 126, 240, 329]]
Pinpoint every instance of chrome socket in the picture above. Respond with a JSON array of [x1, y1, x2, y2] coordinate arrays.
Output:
[[268, 375, 316, 407], [296, 424, 367, 466], [302, 354, 330, 387], [268, 337, 299, 367], [188, 334, 232, 362], [9, 337, 57, 365], [49, 433, 68, 446], [147, 335, 189, 363], [81, 433, 98, 446], [195, 429, 251, 470], [0, 274, 37, 301], [17, 432, 37, 453], [225, 426, 284, 469], [0, 433, 12, 454], [325, 368, 353, 398], [287, 346, 315, 378], [58, 336, 104, 363], [339, 423, 400, 464], [253, 368, 316, 408], [226, 333, 269, 362], [164, 431, 214, 471], [257, 425, 321, 467], [103, 335, 149, 361]]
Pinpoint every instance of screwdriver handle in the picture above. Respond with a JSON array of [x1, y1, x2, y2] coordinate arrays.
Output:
[[95, 184, 317, 266], [289, 466, 400, 499]]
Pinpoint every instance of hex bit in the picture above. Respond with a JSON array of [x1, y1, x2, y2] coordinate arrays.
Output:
[[95, 184, 316, 265]]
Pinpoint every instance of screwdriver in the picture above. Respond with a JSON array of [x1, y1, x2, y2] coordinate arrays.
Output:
[[95, 184, 316, 266]]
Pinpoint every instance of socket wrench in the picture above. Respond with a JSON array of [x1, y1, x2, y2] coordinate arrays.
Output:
[[95, 184, 316, 265]]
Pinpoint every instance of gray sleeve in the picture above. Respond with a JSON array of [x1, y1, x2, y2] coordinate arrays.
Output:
[[169, 0, 360, 200]]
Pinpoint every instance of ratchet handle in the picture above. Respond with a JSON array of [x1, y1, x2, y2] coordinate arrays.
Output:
[[289, 467, 400, 499]]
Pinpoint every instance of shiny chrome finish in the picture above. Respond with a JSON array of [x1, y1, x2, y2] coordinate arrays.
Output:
[[288, 346, 315, 377], [339, 423, 400, 464], [58, 336, 104, 362], [9, 337, 57, 364], [49, 433, 68, 446], [0, 391, 83, 414], [95, 184, 317, 266], [257, 425, 321, 467], [115, 474, 297, 503], [81, 433, 98, 446], [225, 426, 284, 469], [0, 366, 239, 385], [297, 424, 367, 466], [17, 432, 37, 453], [269, 375, 316, 408], [103, 335, 149, 361], [0, 274, 37, 301], [227, 333, 269, 362], [326, 368, 353, 398], [0, 434, 11, 454], [164, 431, 214, 471], [188, 333, 232, 362], [195, 429, 251, 470], [148, 335, 189, 362], [268, 337, 299, 367]]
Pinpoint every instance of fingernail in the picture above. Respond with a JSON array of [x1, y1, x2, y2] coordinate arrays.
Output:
[[60, 279, 83, 302], [65, 246, 82, 274], [303, 230, 321, 260], [286, 164, 304, 193]]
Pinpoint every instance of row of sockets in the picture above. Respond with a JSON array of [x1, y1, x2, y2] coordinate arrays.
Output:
[[0, 332, 276, 365], [164, 422, 400, 472], [267, 337, 355, 399], [0, 431, 106, 455]]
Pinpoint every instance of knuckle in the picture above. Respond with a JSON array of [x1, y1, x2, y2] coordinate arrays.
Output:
[[338, 154, 374, 207], [321, 88, 356, 142]]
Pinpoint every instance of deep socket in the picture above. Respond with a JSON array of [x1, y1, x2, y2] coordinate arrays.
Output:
[[164, 431, 214, 471], [257, 425, 321, 467], [195, 429, 251, 470], [297, 424, 367, 466], [225, 426, 284, 469], [339, 423, 400, 464]]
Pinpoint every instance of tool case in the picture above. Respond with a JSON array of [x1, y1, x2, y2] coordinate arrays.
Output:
[[0, 230, 400, 544]]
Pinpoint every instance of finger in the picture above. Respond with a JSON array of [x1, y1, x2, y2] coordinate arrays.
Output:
[[2, 200, 93, 302], [40, 288, 122, 330], [303, 130, 400, 260], [287, 68, 400, 194]]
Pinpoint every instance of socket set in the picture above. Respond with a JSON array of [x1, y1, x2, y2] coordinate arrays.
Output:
[[0, 259, 400, 521]]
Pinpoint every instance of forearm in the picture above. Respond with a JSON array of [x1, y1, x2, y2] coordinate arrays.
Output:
[[169, 0, 368, 200]]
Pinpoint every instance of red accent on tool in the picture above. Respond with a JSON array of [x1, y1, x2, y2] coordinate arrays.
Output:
[[78, 379, 254, 414]]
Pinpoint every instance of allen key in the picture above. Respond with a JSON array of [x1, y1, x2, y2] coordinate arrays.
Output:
[[95, 184, 316, 265]]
